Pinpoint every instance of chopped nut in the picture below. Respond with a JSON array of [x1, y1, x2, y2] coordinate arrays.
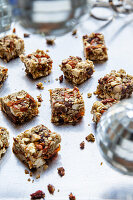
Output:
[[72, 29, 77, 36], [47, 184, 55, 195], [28, 178, 31, 182], [87, 93, 92, 98], [69, 193, 76, 200], [24, 33, 30, 38], [46, 38, 55, 45], [86, 133, 95, 142], [57, 167, 65, 177], [25, 169, 29, 174], [36, 174, 40, 179], [80, 141, 85, 149], [30, 190, 45, 199], [13, 28, 16, 33], [37, 94, 43, 102], [59, 75, 63, 83], [36, 82, 44, 90]]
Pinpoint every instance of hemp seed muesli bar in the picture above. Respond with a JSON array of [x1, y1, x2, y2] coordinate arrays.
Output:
[[60, 56, 94, 85], [13, 124, 61, 169], [0, 127, 9, 159], [49, 87, 85, 124], [94, 69, 133, 100], [91, 99, 118, 123], [83, 33, 108, 62], [20, 49, 53, 79], [0, 34, 24, 62], [0, 90, 39, 124], [0, 66, 8, 88]]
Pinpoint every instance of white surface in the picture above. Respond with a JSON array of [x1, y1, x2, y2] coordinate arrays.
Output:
[[0, 16, 133, 200]]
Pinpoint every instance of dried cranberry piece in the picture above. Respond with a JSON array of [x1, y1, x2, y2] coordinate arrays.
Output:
[[30, 190, 45, 199]]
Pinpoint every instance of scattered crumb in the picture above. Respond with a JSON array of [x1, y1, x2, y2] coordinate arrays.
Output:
[[48, 80, 50, 82], [72, 29, 77, 36], [88, 123, 90, 126], [100, 162, 103, 166], [24, 33, 30, 38], [46, 49, 49, 52], [57, 167, 65, 177], [28, 178, 31, 182], [47, 184, 55, 195], [55, 78, 58, 81], [57, 189, 60, 192], [80, 141, 85, 149], [32, 180, 34, 183], [86, 133, 95, 142], [25, 169, 29, 174], [36, 174, 40, 179], [75, 36, 78, 38], [37, 94, 43, 102], [59, 75, 63, 83], [30, 190, 45, 199], [30, 172, 33, 177], [93, 91, 97, 95], [38, 102, 41, 107], [69, 193, 76, 200], [44, 164, 48, 170], [36, 82, 44, 90], [46, 38, 55, 45], [13, 28, 16, 33], [87, 93, 92, 98]]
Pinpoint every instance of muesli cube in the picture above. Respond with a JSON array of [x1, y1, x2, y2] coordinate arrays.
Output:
[[0, 66, 8, 88], [49, 87, 85, 124], [0, 127, 9, 159], [94, 69, 133, 100], [0, 34, 24, 62], [60, 56, 94, 85], [83, 33, 108, 62], [91, 99, 118, 123], [20, 49, 53, 79], [0, 90, 39, 124], [13, 124, 61, 169]]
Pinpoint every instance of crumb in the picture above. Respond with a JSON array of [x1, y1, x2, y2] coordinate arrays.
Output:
[[57, 189, 60, 192], [24, 33, 30, 38], [13, 28, 16, 33], [37, 94, 43, 102], [28, 178, 31, 182], [46, 38, 55, 45], [75, 36, 78, 38], [80, 141, 85, 149], [36, 174, 40, 179], [88, 123, 90, 126], [59, 75, 63, 83], [46, 49, 49, 52], [44, 164, 48, 170], [55, 78, 58, 81], [100, 162, 103, 165], [48, 80, 50, 82], [57, 167, 65, 177], [44, 80, 47, 83], [30, 190, 45, 199], [25, 169, 29, 174], [86, 133, 95, 142], [38, 102, 41, 107], [47, 184, 55, 195], [87, 93, 92, 98], [32, 180, 34, 183], [36, 82, 44, 90], [72, 29, 77, 36], [30, 172, 33, 177], [69, 193, 76, 200]]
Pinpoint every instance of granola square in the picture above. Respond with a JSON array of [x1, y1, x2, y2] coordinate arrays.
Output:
[[0, 66, 8, 88], [60, 56, 94, 85], [94, 69, 133, 100], [13, 124, 61, 169], [49, 87, 85, 124], [0, 90, 39, 124], [0, 127, 9, 159], [91, 99, 118, 123], [83, 33, 108, 62], [0, 34, 24, 62], [20, 49, 53, 79]]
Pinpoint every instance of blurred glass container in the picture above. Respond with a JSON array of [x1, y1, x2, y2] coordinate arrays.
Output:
[[96, 98, 133, 175], [12, 0, 90, 35], [0, 0, 11, 33]]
